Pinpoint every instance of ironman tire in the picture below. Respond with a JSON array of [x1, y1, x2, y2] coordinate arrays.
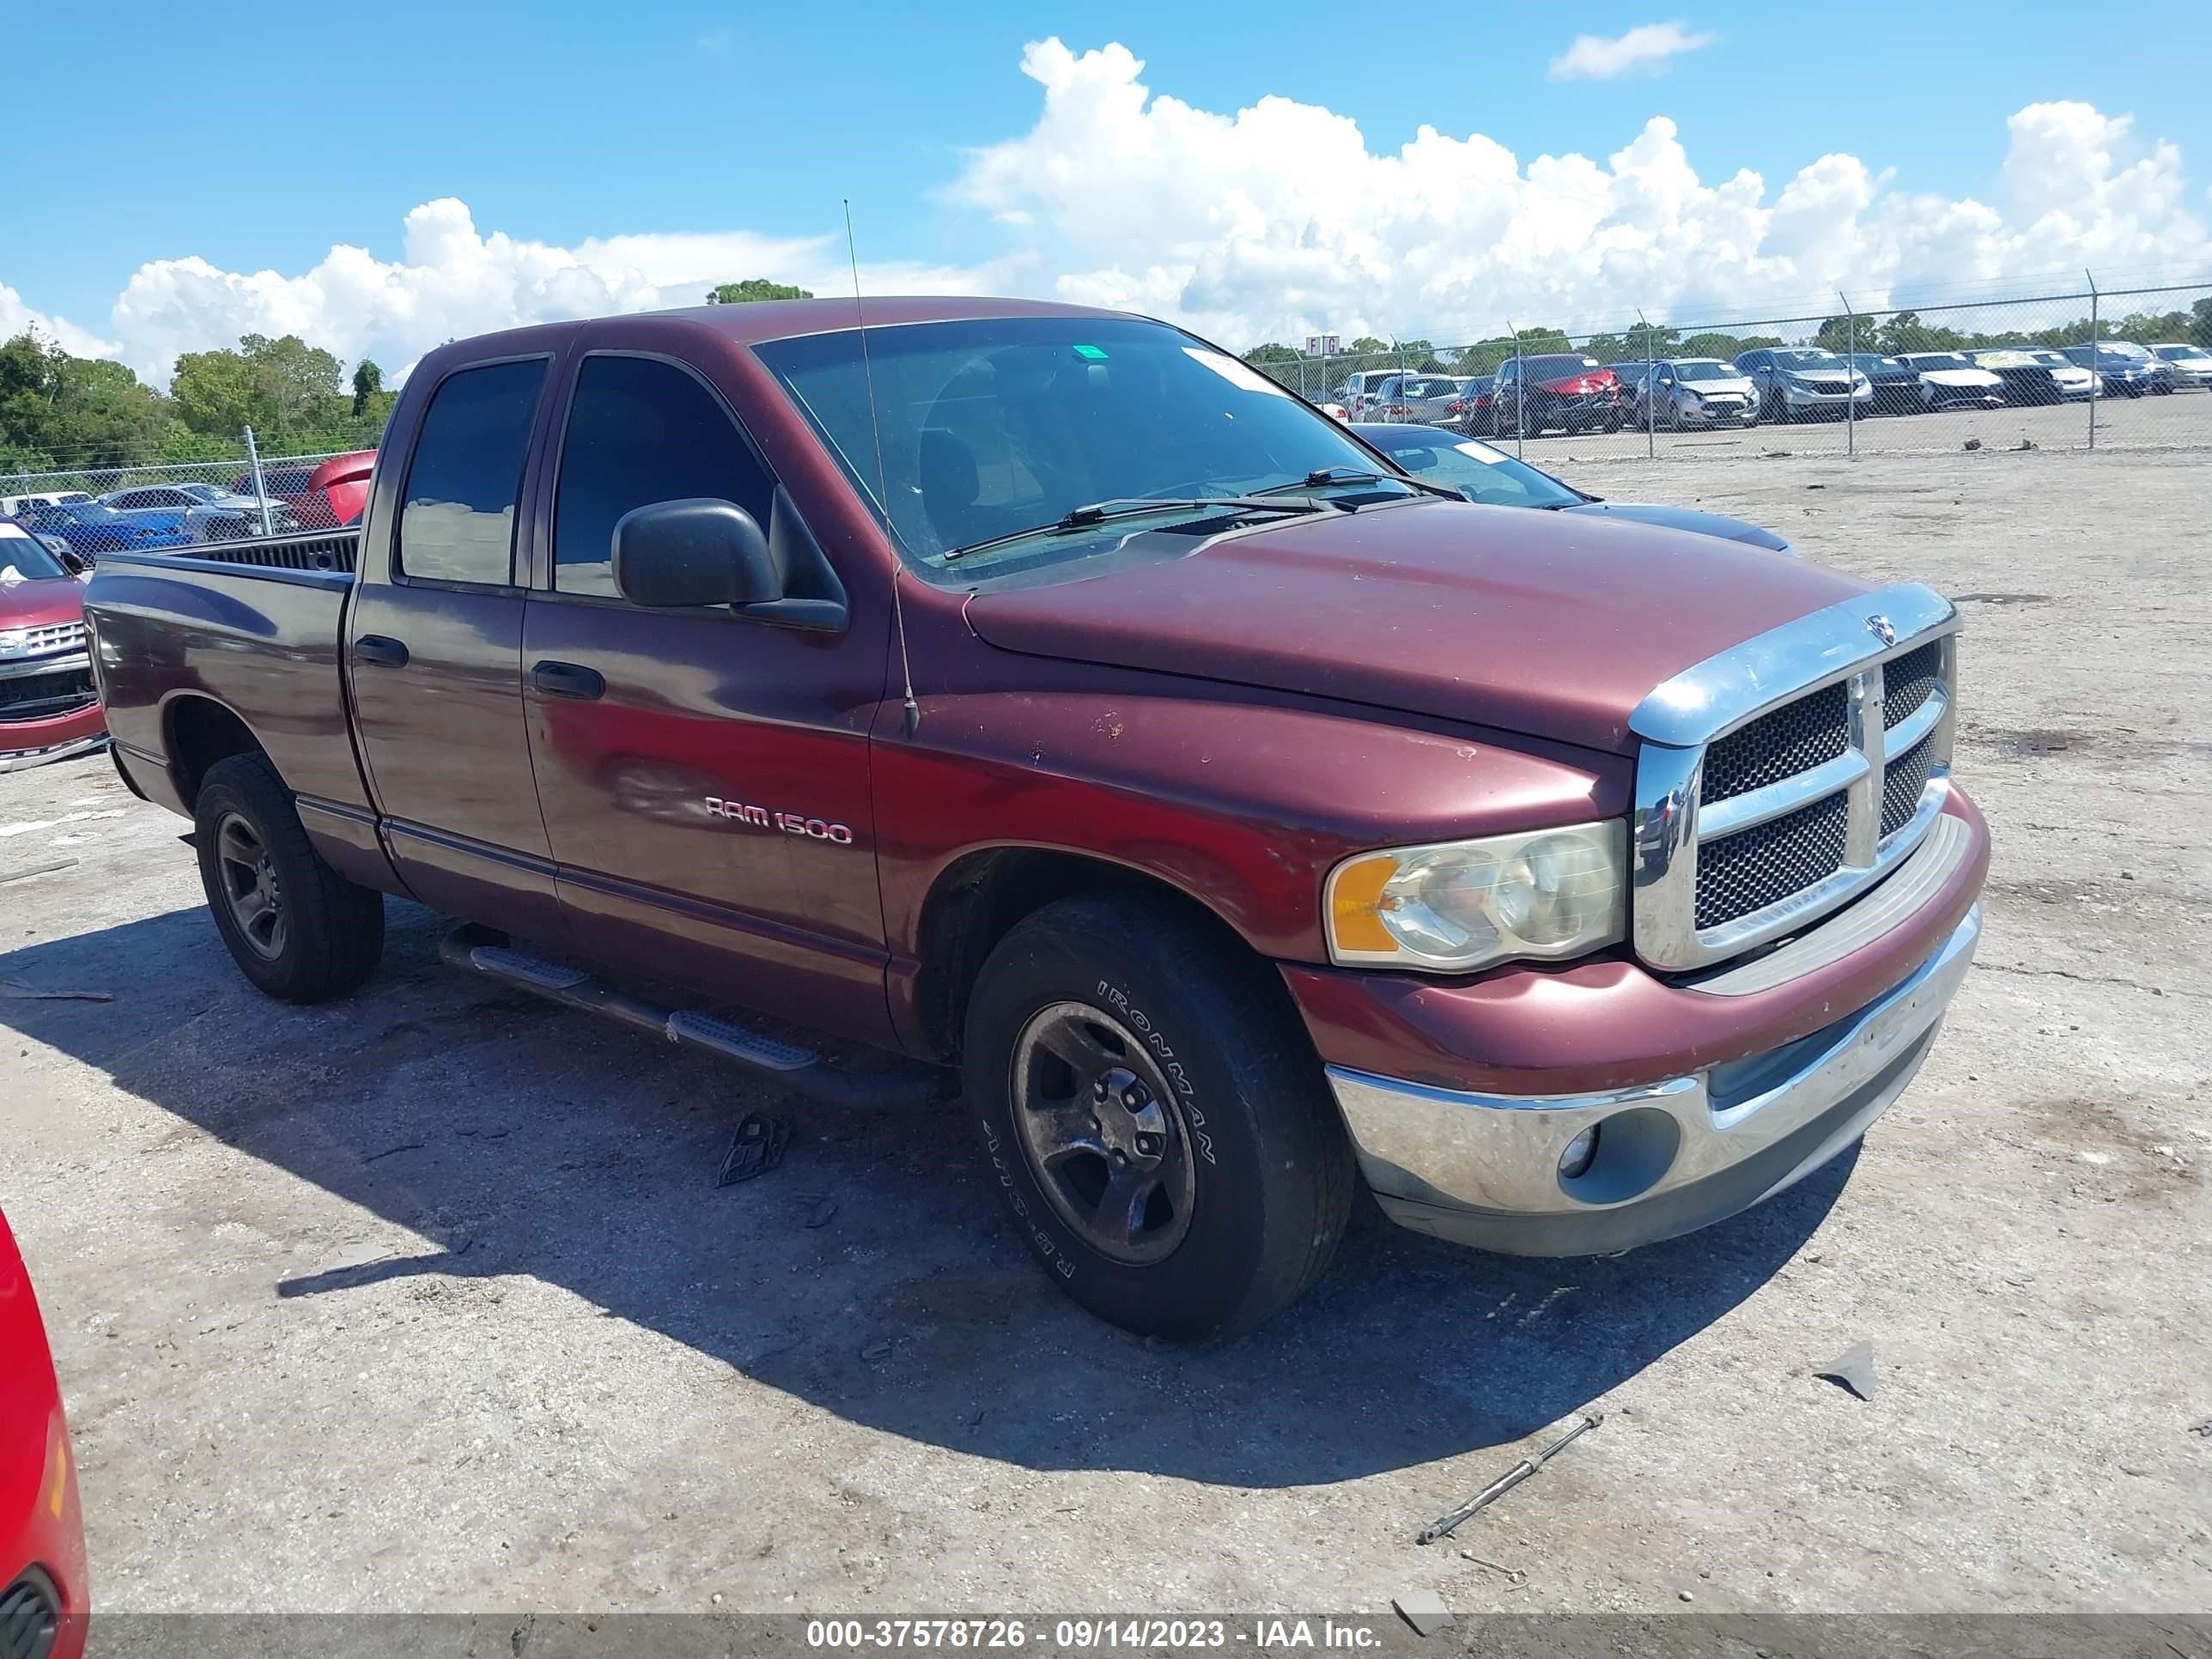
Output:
[[963, 895, 1355, 1340]]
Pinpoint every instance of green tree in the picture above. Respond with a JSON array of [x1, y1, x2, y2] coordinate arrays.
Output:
[[1875, 311, 1967, 354], [0, 331, 170, 471], [170, 333, 349, 447], [351, 360, 384, 416], [1346, 336, 1389, 353], [1241, 343, 1301, 365], [1677, 331, 1768, 361], [706, 278, 813, 304]]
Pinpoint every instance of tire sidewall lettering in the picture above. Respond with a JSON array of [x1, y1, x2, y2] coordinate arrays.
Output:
[[1095, 979, 1215, 1166]]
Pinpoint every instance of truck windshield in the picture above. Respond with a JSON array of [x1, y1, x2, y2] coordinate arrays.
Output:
[[753, 316, 1429, 580]]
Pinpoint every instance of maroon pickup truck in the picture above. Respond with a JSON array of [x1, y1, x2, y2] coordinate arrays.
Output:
[[82, 298, 1987, 1338]]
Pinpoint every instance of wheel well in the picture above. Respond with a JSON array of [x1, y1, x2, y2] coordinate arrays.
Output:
[[165, 697, 264, 808], [912, 848, 1264, 1063]]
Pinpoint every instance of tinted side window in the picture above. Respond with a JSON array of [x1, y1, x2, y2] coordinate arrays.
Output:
[[552, 355, 776, 599], [398, 358, 547, 585]]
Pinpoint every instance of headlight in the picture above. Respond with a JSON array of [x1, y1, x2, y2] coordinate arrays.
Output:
[[1325, 821, 1627, 972], [0, 629, 30, 659]]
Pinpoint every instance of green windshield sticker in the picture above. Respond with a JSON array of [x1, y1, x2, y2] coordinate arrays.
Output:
[[1073, 343, 1109, 361]]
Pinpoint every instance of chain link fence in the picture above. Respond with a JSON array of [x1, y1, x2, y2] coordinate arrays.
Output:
[[1, 435, 373, 554], [1255, 280, 2212, 463]]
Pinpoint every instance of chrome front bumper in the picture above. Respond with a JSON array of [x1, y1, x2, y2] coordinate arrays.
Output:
[[1328, 905, 1981, 1256]]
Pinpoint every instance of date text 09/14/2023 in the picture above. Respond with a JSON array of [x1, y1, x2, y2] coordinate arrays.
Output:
[[803, 1620, 1387, 1650]]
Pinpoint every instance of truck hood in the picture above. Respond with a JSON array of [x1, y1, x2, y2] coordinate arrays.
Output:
[[963, 501, 1870, 755], [0, 574, 88, 629]]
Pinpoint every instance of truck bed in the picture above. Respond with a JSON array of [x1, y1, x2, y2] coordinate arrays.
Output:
[[85, 538, 371, 813]]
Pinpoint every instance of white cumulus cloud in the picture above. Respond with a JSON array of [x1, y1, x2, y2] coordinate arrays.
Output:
[[92, 200, 1024, 387], [0, 279, 118, 361], [944, 41, 2209, 348], [1548, 21, 1717, 82], [2, 42, 2203, 385]]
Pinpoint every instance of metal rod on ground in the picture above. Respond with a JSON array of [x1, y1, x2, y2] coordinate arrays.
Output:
[[2086, 270, 2099, 452], [1416, 1413, 1602, 1545], [243, 426, 275, 536]]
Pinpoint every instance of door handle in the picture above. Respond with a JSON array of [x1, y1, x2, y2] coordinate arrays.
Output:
[[531, 660, 606, 700], [354, 635, 409, 667]]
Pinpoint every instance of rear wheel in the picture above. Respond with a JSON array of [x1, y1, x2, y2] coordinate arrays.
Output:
[[963, 896, 1355, 1340], [195, 752, 385, 1003]]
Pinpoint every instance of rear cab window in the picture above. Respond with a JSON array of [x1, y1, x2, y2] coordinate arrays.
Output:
[[396, 358, 549, 586]]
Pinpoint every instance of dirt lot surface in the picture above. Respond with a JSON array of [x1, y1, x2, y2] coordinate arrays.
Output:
[[3, 447, 2207, 1621]]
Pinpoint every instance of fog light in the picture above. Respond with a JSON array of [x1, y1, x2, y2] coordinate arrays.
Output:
[[1559, 1126, 1601, 1181]]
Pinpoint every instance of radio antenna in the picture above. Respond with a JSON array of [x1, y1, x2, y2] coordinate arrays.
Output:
[[846, 198, 921, 740]]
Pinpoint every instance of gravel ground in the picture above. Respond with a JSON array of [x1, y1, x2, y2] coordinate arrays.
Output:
[[1, 447, 2206, 1622]]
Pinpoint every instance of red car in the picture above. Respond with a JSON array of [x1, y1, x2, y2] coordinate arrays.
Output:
[[1, 1207, 88, 1659], [234, 453, 375, 532], [302, 450, 375, 530], [1, 526, 106, 774], [1491, 351, 1624, 437]]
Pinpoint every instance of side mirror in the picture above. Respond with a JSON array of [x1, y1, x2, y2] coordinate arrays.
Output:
[[613, 498, 783, 609]]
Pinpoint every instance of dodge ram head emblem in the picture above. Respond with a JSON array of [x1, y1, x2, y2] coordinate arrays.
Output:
[[1865, 614, 1897, 647]]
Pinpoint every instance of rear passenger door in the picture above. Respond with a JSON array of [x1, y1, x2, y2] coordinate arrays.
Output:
[[519, 346, 892, 1042], [349, 354, 566, 939]]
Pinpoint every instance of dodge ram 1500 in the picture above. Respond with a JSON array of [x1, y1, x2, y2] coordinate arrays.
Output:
[[84, 297, 1988, 1337]]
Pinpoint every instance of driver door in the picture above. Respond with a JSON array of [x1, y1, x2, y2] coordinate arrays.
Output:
[[519, 339, 893, 1043]]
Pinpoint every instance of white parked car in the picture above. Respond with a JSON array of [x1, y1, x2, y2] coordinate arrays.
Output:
[[1895, 352, 2008, 411], [0, 491, 93, 517], [1631, 358, 1759, 428], [1964, 348, 2096, 404], [1329, 372, 1397, 418], [97, 482, 297, 542], [2149, 343, 2212, 389]]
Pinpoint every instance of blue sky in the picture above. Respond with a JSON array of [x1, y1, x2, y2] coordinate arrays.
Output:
[[6, 0, 2208, 374]]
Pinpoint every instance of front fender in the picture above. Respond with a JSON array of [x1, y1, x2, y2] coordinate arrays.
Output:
[[873, 680, 1627, 972]]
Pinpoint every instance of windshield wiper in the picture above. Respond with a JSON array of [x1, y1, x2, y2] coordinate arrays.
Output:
[[942, 496, 1327, 562], [1252, 467, 1463, 502]]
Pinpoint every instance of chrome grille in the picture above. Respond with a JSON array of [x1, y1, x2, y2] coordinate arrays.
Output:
[[1696, 793, 1850, 928], [1701, 681, 1849, 804], [1881, 641, 1942, 729], [1882, 732, 1938, 839], [8, 621, 84, 657], [1630, 584, 1960, 971]]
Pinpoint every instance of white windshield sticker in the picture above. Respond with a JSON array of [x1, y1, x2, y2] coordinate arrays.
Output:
[[1182, 347, 1283, 395], [1452, 441, 1510, 466]]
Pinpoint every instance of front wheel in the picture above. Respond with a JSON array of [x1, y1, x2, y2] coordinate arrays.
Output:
[[962, 896, 1355, 1340], [195, 752, 386, 1002]]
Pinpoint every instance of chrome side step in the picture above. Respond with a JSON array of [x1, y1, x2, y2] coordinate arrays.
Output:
[[440, 924, 945, 1111]]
